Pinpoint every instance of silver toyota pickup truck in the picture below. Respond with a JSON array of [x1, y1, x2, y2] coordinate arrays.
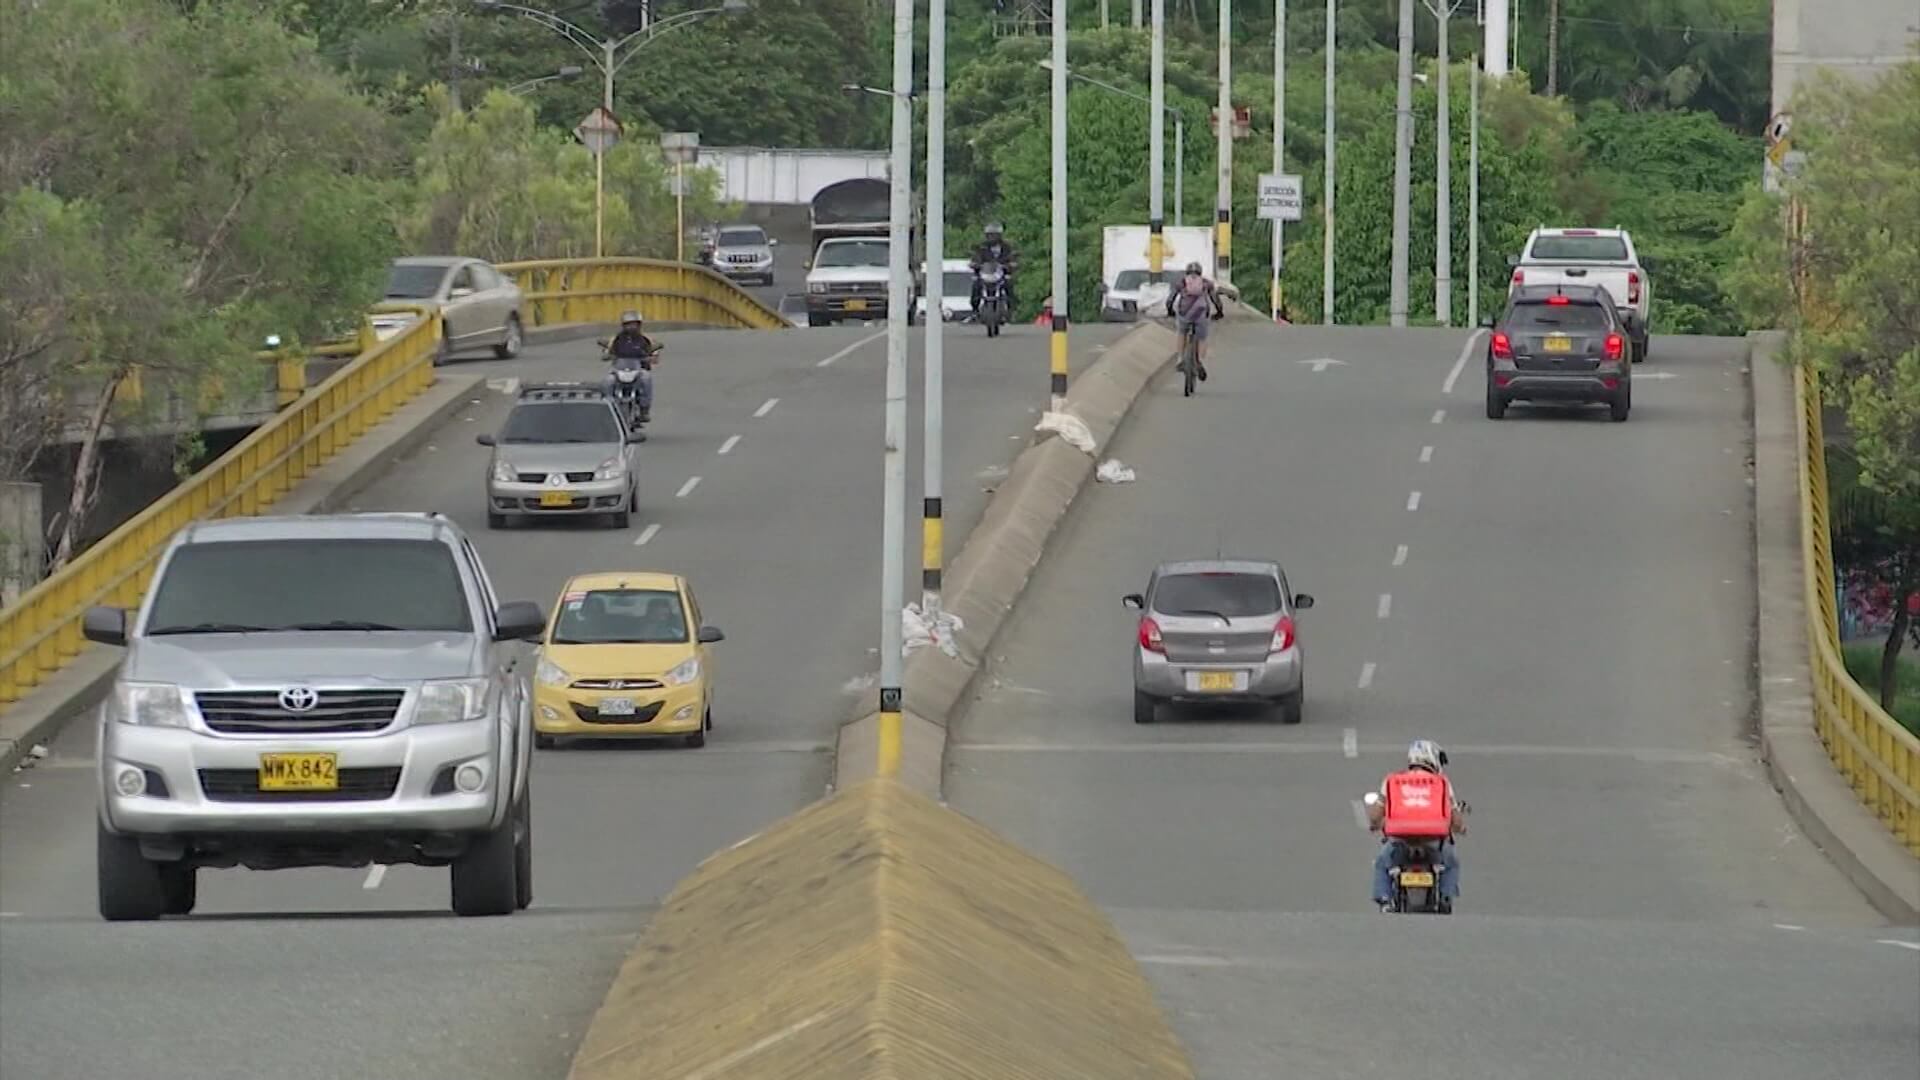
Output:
[[83, 512, 546, 920]]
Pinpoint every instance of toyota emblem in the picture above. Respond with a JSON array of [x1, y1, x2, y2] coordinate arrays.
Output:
[[279, 686, 320, 712]]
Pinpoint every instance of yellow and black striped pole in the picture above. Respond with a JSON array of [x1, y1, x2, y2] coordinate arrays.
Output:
[[1151, 1, 1166, 277], [1215, 0, 1234, 291], [1049, 0, 1069, 413]]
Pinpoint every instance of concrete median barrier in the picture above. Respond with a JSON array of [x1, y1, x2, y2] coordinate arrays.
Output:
[[565, 777, 1195, 1080], [834, 320, 1179, 795]]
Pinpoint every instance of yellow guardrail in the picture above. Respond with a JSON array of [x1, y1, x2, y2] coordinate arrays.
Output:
[[0, 308, 441, 708], [497, 257, 790, 331], [1796, 363, 1920, 855]]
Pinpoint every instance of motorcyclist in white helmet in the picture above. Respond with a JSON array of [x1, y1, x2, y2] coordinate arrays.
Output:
[[1364, 739, 1469, 911]]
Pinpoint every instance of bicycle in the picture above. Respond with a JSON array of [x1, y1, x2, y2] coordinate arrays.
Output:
[[1177, 317, 1201, 397]]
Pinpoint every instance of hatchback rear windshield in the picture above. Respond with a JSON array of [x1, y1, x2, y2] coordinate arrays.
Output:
[[1507, 301, 1613, 331], [1528, 235, 1629, 261], [551, 588, 688, 644], [146, 539, 472, 634], [1153, 572, 1282, 617]]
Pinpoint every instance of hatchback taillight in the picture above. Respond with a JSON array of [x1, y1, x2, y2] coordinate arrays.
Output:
[[1604, 333, 1625, 361], [1491, 331, 1513, 360], [1270, 616, 1295, 653], [1138, 617, 1165, 654]]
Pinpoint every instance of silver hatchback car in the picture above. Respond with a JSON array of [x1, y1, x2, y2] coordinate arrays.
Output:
[[477, 384, 641, 530], [1123, 559, 1315, 725]]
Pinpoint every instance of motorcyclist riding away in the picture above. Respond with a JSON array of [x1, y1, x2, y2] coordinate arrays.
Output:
[[1364, 739, 1469, 911], [969, 223, 1018, 316], [603, 309, 659, 433], [1164, 262, 1226, 381]]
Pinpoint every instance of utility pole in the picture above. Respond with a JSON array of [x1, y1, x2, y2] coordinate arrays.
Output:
[[1270, 0, 1284, 321], [1322, 0, 1335, 324], [1174, 112, 1184, 227], [1049, 0, 1068, 412], [876, 0, 914, 779], [1389, 0, 1412, 327], [1484, 0, 1508, 77], [1215, 0, 1234, 290], [1431, 0, 1456, 325], [923, 0, 947, 630], [1101, 0, 1110, 28], [1150, 0, 1166, 276], [1468, 49, 1480, 327], [1133, 0, 1143, 28], [1546, 0, 1560, 95], [449, 13, 466, 111]]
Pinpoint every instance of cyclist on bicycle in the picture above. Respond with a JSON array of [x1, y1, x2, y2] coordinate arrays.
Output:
[[1164, 262, 1226, 380]]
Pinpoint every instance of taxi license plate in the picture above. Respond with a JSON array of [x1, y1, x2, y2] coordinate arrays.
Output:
[[844, 298, 868, 312], [1543, 334, 1572, 353], [597, 697, 636, 717], [1398, 870, 1435, 888], [1196, 671, 1236, 692], [539, 490, 573, 507], [259, 752, 338, 792]]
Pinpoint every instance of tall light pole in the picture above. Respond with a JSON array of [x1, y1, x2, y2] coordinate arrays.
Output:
[[1388, 0, 1413, 326], [1044, 59, 1182, 237], [1485, 0, 1509, 78], [474, 0, 748, 257], [505, 65, 585, 95], [1429, 0, 1460, 325], [922, 0, 948, 632], [877, 0, 914, 779], [1270, 0, 1285, 321], [1468, 50, 1480, 327], [1215, 0, 1234, 289], [1322, 0, 1335, 324], [1049, 0, 1068, 413], [1150, 0, 1166, 276], [1134, 0, 1144, 28]]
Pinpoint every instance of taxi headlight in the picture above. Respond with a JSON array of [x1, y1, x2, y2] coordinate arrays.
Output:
[[415, 678, 491, 724], [108, 683, 190, 728], [535, 657, 571, 688], [492, 460, 516, 484], [663, 657, 701, 687]]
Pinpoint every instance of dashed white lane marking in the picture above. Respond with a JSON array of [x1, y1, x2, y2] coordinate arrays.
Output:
[[718, 435, 741, 455], [1406, 491, 1422, 511], [1878, 939, 1920, 952], [754, 397, 779, 417], [675, 476, 701, 498], [1377, 593, 1393, 619], [1773, 923, 1803, 931], [633, 523, 661, 546], [1358, 662, 1377, 690], [1431, 408, 1447, 424], [1393, 544, 1409, 567], [1419, 445, 1434, 463], [362, 865, 387, 890], [816, 329, 887, 367], [1441, 329, 1486, 395], [1342, 728, 1359, 758], [0, 912, 20, 919]]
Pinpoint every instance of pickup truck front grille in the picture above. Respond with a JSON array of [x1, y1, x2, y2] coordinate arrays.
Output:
[[195, 690, 406, 734], [827, 282, 881, 295], [198, 767, 403, 802]]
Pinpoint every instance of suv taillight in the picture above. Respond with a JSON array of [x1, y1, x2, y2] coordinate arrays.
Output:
[[1270, 616, 1296, 653], [1604, 333, 1625, 361], [1491, 331, 1513, 360], [1627, 271, 1641, 304], [1138, 617, 1165, 654]]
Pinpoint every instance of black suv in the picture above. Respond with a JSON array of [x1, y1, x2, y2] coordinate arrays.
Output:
[[1484, 284, 1632, 422]]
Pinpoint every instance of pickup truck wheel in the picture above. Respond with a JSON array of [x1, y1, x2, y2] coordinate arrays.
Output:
[[450, 804, 521, 917], [1633, 336, 1649, 364], [98, 821, 167, 921]]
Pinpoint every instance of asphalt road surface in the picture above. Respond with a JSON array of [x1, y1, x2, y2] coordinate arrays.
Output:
[[945, 325, 1920, 1078], [0, 319, 1136, 1080]]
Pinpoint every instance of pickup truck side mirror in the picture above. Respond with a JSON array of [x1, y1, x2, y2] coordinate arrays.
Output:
[[83, 606, 128, 647], [493, 600, 548, 642], [768, 237, 779, 246]]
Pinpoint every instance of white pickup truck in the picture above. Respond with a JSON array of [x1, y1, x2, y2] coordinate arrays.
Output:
[[1508, 227, 1653, 363]]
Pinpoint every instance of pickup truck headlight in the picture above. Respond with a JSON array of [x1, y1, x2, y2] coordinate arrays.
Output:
[[415, 678, 492, 724], [108, 683, 190, 728], [663, 656, 701, 687], [592, 457, 625, 481], [492, 460, 516, 484], [535, 657, 570, 688], [808, 282, 827, 294]]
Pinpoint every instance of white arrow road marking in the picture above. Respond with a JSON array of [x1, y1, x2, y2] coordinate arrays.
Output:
[[1296, 357, 1346, 372], [485, 377, 521, 394]]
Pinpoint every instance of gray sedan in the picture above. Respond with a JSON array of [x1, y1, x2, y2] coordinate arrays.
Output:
[[1124, 559, 1315, 725], [376, 256, 526, 365], [477, 385, 640, 530]]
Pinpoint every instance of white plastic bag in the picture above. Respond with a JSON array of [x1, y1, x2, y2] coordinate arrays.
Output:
[[1095, 458, 1136, 483], [1035, 410, 1096, 454], [903, 602, 964, 657]]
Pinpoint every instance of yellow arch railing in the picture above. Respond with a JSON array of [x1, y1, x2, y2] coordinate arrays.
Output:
[[1796, 363, 1920, 854], [0, 261, 783, 712]]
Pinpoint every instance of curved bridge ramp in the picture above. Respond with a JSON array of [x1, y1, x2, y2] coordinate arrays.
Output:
[[568, 777, 1197, 1079]]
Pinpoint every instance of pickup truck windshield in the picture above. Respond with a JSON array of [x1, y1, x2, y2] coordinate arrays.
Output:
[[815, 240, 889, 267], [1528, 236, 1630, 261], [146, 539, 473, 634]]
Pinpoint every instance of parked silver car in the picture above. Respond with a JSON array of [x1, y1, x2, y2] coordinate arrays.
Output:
[[477, 383, 641, 530], [1123, 559, 1315, 725], [83, 512, 546, 921], [709, 224, 777, 286], [376, 256, 526, 365]]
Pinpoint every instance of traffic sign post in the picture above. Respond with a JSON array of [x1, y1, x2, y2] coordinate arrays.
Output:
[[660, 132, 700, 264], [576, 108, 624, 257]]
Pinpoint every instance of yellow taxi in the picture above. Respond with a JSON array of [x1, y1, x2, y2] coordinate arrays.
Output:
[[531, 572, 723, 749]]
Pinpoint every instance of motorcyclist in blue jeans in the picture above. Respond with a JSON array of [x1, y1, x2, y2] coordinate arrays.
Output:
[[602, 310, 658, 438], [1364, 739, 1469, 911]]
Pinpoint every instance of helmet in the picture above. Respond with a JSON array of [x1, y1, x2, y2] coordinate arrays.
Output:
[[619, 309, 643, 325], [1185, 261, 1203, 275], [1406, 739, 1448, 773], [985, 222, 1004, 237]]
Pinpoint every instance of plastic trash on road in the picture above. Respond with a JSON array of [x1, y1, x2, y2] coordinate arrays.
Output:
[[1095, 458, 1135, 484], [1035, 410, 1096, 454], [903, 602, 964, 657]]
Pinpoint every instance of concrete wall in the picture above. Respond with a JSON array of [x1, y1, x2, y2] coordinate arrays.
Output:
[[695, 146, 890, 206]]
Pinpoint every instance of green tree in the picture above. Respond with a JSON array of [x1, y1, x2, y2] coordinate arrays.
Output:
[[1518, 0, 1772, 132], [1727, 59, 1920, 708]]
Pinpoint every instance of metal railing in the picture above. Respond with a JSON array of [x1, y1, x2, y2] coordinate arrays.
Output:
[[1796, 363, 1920, 855], [497, 257, 789, 330]]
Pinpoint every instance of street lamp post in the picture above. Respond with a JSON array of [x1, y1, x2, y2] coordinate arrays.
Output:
[[1049, 0, 1067, 413], [1150, 0, 1165, 274], [474, 0, 748, 256], [505, 65, 585, 95], [877, 0, 915, 778]]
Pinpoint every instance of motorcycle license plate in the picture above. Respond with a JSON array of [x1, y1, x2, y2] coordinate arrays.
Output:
[[844, 298, 868, 312], [539, 491, 573, 507], [1398, 870, 1435, 888]]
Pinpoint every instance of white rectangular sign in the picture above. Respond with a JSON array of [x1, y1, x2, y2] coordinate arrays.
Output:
[[1258, 173, 1303, 221]]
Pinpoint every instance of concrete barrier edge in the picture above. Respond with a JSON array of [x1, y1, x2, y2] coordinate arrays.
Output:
[[1745, 330, 1920, 924]]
